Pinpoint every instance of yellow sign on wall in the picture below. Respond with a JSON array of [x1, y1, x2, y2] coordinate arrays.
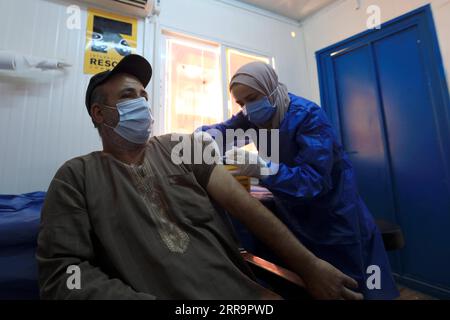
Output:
[[84, 8, 137, 74]]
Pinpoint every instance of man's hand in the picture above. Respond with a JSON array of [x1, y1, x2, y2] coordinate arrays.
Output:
[[303, 258, 363, 300], [207, 165, 363, 300]]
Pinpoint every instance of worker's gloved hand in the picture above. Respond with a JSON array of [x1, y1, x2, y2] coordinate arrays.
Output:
[[303, 258, 364, 300], [224, 147, 274, 178]]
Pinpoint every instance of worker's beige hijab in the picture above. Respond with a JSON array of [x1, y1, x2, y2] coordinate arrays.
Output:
[[229, 61, 290, 129]]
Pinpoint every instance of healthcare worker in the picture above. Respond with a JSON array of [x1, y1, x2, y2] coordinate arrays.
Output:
[[200, 62, 399, 300]]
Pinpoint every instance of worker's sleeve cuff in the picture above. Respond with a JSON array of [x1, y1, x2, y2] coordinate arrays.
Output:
[[260, 161, 279, 179]]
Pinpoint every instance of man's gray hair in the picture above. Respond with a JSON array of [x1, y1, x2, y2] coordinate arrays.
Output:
[[90, 85, 108, 134]]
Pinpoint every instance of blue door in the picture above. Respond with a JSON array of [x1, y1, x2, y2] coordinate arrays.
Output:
[[317, 5, 450, 298]]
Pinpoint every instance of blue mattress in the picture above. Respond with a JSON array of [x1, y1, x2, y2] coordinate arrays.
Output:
[[0, 192, 45, 300]]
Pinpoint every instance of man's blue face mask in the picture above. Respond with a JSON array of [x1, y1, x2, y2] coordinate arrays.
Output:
[[102, 97, 153, 144], [243, 96, 276, 126]]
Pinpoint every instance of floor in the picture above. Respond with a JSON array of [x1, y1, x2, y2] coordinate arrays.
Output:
[[397, 285, 436, 300]]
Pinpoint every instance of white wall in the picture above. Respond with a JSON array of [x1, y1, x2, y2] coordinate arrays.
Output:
[[0, 0, 145, 193], [0, 0, 305, 193], [149, 0, 305, 134], [156, 0, 303, 91], [299, 0, 450, 103]]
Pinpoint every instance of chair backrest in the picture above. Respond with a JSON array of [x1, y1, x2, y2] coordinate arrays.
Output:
[[375, 219, 405, 251]]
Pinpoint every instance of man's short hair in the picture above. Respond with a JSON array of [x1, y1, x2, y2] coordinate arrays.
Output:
[[85, 55, 152, 136], [90, 85, 107, 133]]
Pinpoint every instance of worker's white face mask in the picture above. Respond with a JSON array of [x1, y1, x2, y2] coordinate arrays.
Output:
[[102, 97, 154, 144]]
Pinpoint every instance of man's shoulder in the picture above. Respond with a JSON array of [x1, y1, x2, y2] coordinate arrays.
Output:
[[149, 133, 194, 151], [152, 133, 192, 143], [53, 152, 101, 182], [60, 151, 100, 169]]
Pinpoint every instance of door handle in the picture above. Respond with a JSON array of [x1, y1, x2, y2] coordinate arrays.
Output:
[[345, 150, 358, 155]]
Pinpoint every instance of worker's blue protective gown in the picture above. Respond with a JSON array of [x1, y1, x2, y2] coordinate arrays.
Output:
[[201, 93, 399, 299]]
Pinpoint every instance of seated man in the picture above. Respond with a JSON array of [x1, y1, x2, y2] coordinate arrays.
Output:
[[36, 54, 362, 300]]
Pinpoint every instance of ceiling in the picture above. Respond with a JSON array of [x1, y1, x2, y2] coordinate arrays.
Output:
[[234, 0, 338, 21]]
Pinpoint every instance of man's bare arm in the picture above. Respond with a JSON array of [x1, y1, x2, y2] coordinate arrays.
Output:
[[206, 165, 363, 300]]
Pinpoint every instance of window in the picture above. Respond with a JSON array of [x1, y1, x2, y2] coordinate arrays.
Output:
[[226, 48, 271, 117], [226, 49, 271, 152], [160, 31, 273, 139], [163, 34, 223, 134]]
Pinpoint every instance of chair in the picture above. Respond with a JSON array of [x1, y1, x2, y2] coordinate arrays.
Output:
[[375, 219, 405, 251], [241, 250, 310, 299]]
